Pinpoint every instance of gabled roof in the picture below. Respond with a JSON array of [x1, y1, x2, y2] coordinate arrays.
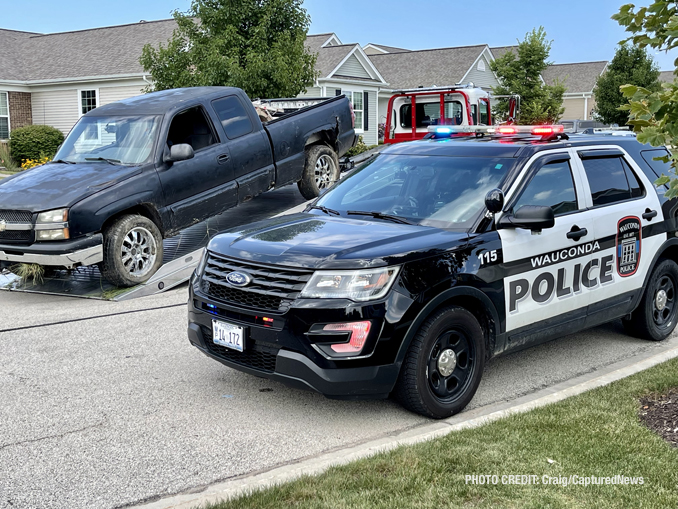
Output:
[[489, 45, 518, 59], [660, 70, 675, 83], [0, 29, 42, 81], [368, 45, 488, 90], [541, 61, 608, 94], [363, 43, 411, 54], [0, 19, 178, 82], [305, 35, 387, 84]]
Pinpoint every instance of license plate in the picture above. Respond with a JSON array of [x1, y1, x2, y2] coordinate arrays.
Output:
[[212, 320, 245, 352]]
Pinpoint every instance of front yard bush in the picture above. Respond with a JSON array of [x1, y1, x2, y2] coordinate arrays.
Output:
[[0, 143, 19, 171], [9, 125, 64, 164]]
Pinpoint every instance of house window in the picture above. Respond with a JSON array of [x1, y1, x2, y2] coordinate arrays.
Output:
[[342, 91, 364, 132], [0, 92, 9, 140], [80, 90, 98, 115], [477, 59, 486, 72]]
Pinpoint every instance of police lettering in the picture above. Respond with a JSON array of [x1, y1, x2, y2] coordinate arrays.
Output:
[[510, 254, 615, 312], [530, 241, 600, 269]]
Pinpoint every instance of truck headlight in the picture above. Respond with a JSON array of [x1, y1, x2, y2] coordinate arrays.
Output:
[[36, 209, 69, 241], [300, 266, 400, 301]]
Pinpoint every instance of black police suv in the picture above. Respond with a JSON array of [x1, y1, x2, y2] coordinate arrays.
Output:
[[188, 131, 678, 418]]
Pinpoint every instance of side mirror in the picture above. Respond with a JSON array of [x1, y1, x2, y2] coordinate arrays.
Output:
[[498, 205, 555, 233], [484, 188, 504, 214], [165, 143, 194, 163]]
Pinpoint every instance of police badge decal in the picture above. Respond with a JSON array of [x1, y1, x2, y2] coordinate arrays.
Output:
[[616, 216, 641, 277]]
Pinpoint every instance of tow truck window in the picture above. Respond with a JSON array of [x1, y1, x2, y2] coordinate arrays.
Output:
[[316, 154, 513, 230], [582, 157, 644, 207], [513, 160, 578, 216], [400, 100, 463, 128]]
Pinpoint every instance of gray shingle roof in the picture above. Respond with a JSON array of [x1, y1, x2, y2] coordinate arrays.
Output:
[[542, 61, 608, 93], [304, 36, 356, 78], [660, 70, 676, 83], [366, 43, 411, 54], [0, 19, 178, 82], [489, 46, 518, 60], [368, 45, 487, 90]]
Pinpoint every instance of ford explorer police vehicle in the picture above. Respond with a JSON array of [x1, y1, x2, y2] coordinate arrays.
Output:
[[187, 124, 678, 419]]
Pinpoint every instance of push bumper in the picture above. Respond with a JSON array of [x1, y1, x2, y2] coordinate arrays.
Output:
[[0, 234, 104, 268], [187, 322, 400, 400]]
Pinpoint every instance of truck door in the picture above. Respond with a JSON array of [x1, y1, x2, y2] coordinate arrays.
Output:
[[498, 150, 599, 348], [210, 95, 275, 204], [158, 105, 237, 230], [572, 147, 666, 327]]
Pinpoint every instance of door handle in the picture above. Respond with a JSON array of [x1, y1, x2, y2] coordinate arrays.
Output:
[[567, 225, 588, 241], [642, 208, 657, 221], [217, 154, 230, 164]]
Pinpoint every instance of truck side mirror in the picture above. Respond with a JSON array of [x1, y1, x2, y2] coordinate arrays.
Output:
[[165, 143, 195, 163], [484, 188, 504, 214], [497, 205, 555, 233]]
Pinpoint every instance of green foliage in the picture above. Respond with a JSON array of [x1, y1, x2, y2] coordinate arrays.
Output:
[[490, 27, 565, 124], [345, 136, 377, 157], [140, 0, 318, 99], [593, 44, 660, 125], [0, 143, 19, 171], [614, 2, 678, 196], [9, 125, 64, 164]]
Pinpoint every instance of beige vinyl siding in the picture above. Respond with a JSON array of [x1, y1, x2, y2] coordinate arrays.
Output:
[[31, 89, 80, 135], [99, 85, 145, 105], [335, 55, 371, 79], [362, 90, 378, 146], [462, 55, 498, 90], [561, 97, 586, 120]]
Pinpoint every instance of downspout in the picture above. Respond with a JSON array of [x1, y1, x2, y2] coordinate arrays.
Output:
[[142, 74, 153, 89]]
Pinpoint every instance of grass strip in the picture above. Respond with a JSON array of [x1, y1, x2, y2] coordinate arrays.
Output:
[[206, 357, 678, 509]]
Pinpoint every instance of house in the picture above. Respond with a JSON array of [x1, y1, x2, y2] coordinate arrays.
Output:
[[541, 61, 608, 120], [660, 70, 676, 83], [0, 19, 177, 141]]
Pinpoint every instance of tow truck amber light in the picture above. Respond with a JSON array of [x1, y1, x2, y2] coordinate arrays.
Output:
[[324, 321, 371, 353]]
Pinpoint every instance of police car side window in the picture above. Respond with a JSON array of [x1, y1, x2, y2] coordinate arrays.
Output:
[[513, 160, 578, 216], [582, 157, 644, 206]]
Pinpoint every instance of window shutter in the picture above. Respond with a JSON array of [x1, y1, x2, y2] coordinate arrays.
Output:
[[363, 92, 369, 131], [335, 89, 342, 96]]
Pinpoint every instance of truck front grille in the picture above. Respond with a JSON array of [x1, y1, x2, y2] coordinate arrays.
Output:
[[0, 230, 32, 242], [0, 210, 33, 244], [201, 326, 279, 373], [201, 253, 313, 312], [0, 210, 32, 224]]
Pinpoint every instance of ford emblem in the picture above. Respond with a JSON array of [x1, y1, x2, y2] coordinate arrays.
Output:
[[226, 271, 252, 287]]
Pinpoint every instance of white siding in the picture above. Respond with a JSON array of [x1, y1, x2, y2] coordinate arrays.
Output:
[[462, 55, 498, 90], [31, 89, 80, 136], [299, 87, 322, 98], [363, 90, 378, 146], [99, 85, 145, 105], [335, 55, 371, 79]]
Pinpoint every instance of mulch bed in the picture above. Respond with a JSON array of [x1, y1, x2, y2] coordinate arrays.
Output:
[[639, 388, 678, 447]]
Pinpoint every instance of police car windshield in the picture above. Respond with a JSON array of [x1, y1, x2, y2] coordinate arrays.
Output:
[[317, 154, 513, 230]]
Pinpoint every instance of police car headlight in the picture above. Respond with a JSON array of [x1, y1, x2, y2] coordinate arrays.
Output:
[[300, 266, 400, 301]]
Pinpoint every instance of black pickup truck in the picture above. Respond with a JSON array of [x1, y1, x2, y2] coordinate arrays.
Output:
[[0, 87, 356, 286]]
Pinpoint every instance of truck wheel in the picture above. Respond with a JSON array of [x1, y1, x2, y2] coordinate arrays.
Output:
[[101, 215, 163, 288], [623, 258, 678, 341], [394, 306, 485, 419], [298, 145, 340, 200]]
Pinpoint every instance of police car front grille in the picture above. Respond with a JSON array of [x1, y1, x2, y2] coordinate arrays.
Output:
[[201, 326, 279, 373], [0, 210, 32, 224], [201, 254, 313, 312]]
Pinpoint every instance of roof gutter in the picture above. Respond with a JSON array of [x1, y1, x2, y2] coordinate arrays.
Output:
[[0, 73, 148, 86]]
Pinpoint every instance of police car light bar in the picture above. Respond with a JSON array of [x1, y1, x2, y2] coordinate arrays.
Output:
[[428, 125, 565, 136]]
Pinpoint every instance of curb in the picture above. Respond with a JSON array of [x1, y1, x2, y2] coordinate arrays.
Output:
[[131, 337, 678, 509]]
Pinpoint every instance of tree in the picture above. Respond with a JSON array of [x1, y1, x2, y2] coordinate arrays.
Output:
[[613, 1, 678, 196], [490, 27, 565, 124], [140, 0, 318, 99], [593, 44, 660, 125]]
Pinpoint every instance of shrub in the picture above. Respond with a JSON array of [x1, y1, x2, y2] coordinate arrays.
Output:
[[0, 143, 19, 172], [9, 125, 64, 164], [345, 136, 377, 158]]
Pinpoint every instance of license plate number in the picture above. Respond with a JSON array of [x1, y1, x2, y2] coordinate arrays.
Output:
[[212, 320, 245, 352]]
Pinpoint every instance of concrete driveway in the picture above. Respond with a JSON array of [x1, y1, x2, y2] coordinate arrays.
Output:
[[1, 285, 675, 509]]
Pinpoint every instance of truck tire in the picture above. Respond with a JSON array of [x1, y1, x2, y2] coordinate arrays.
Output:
[[623, 258, 678, 341], [101, 214, 163, 288], [394, 306, 485, 419], [298, 145, 340, 200]]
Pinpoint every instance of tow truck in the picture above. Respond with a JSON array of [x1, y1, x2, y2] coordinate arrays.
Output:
[[384, 84, 519, 144]]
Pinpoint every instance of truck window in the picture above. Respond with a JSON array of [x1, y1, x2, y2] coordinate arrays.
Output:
[[167, 106, 217, 152], [399, 100, 463, 128], [479, 100, 490, 125], [212, 96, 254, 139]]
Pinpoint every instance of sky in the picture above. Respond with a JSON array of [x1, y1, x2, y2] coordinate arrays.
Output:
[[1, 0, 675, 70]]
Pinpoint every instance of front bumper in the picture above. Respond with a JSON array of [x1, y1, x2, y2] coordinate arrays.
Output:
[[0, 234, 103, 268]]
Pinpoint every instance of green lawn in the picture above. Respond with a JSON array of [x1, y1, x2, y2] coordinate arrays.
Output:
[[206, 357, 678, 509]]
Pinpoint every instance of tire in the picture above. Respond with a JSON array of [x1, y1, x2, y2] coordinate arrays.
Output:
[[394, 306, 485, 419], [623, 258, 678, 341], [101, 214, 163, 288], [297, 145, 340, 200]]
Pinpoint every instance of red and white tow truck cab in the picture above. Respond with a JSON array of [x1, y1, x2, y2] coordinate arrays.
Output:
[[384, 84, 518, 144]]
